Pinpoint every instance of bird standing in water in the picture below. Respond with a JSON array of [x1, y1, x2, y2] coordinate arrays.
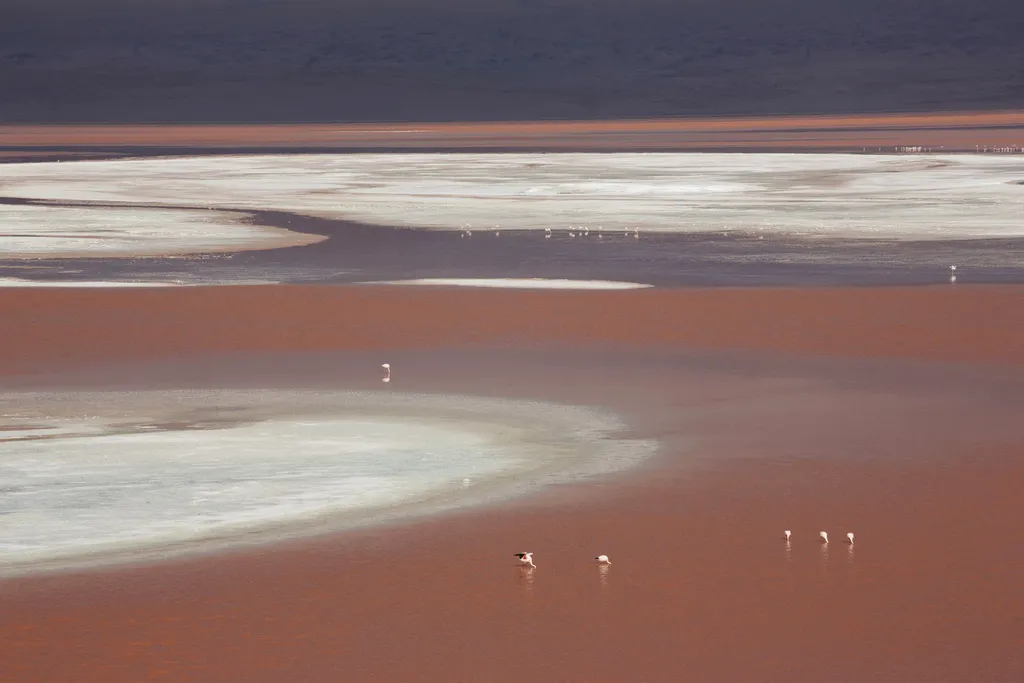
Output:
[[515, 552, 536, 568]]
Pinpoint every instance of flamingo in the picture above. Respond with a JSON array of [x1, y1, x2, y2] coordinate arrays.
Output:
[[514, 552, 536, 568]]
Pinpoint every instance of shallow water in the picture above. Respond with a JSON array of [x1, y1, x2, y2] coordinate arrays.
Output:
[[2, 152, 1024, 286]]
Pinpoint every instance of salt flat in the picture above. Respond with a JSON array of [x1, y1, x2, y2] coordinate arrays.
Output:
[[0, 202, 324, 258], [0, 389, 653, 573], [0, 277, 184, 287], [2, 153, 1024, 259]]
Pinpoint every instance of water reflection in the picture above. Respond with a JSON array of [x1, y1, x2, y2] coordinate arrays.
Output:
[[517, 566, 536, 598], [845, 544, 855, 565], [784, 539, 792, 563], [819, 542, 829, 567], [597, 563, 611, 590]]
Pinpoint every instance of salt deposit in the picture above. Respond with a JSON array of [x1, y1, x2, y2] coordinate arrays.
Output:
[[0, 277, 185, 287], [0, 389, 654, 573], [2, 153, 1023, 261], [0, 202, 319, 258], [369, 278, 653, 289]]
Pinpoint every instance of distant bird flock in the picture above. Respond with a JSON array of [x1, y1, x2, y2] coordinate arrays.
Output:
[[460, 224, 642, 240], [457, 224, 964, 284], [514, 552, 610, 570], [511, 530, 856, 573], [375, 361, 858, 571], [810, 530, 855, 545]]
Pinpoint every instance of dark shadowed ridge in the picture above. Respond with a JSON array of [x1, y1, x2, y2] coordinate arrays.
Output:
[[2, 0, 1023, 123]]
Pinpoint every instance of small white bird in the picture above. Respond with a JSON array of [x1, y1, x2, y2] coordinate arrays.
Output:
[[381, 363, 391, 383], [950, 265, 957, 272], [819, 531, 829, 544], [595, 554, 611, 565], [846, 532, 855, 545], [514, 552, 536, 568], [784, 530, 792, 542]]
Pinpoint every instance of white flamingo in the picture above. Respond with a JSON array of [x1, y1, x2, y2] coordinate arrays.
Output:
[[819, 531, 829, 544], [514, 552, 536, 568], [381, 363, 391, 383], [595, 554, 611, 565], [846, 532, 855, 545], [784, 530, 792, 542]]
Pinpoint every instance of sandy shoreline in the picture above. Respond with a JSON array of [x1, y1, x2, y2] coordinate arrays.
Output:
[[2, 284, 1022, 681]]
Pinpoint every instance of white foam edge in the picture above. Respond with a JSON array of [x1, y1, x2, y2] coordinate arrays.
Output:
[[0, 277, 186, 287], [365, 278, 653, 290]]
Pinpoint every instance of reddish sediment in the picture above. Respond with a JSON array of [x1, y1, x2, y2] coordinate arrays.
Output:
[[2, 111, 1024, 151], [0, 284, 1022, 682], [1, 285, 1023, 376]]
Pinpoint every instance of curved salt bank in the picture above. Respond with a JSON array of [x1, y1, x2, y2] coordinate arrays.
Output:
[[369, 278, 653, 290], [0, 277, 186, 287], [0, 201, 321, 259], [0, 389, 654, 574]]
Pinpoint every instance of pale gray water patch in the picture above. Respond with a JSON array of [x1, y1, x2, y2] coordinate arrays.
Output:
[[0, 389, 656, 573]]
